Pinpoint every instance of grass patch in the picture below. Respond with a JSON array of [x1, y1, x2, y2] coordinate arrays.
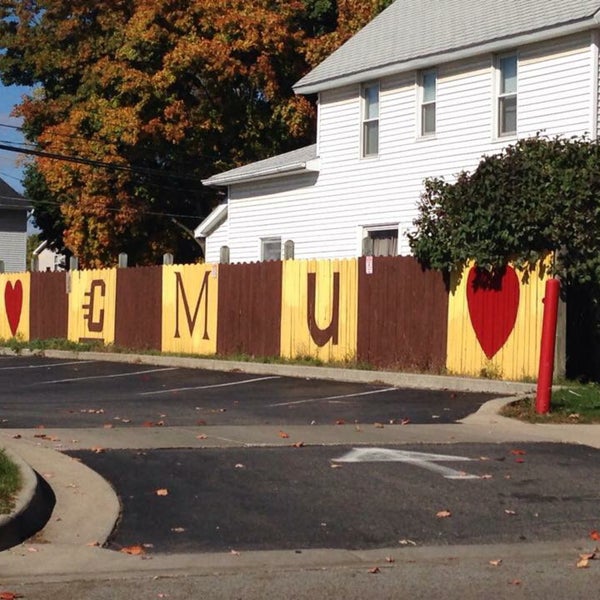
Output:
[[0, 450, 22, 515], [501, 382, 600, 423]]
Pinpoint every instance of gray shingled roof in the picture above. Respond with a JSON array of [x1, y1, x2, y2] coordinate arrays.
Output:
[[295, 0, 600, 93], [202, 144, 318, 186], [0, 177, 30, 210]]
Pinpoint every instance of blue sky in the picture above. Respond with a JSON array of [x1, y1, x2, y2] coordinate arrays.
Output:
[[0, 83, 30, 194]]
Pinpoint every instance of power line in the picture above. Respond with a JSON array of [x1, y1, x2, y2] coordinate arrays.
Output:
[[0, 142, 206, 183], [25, 195, 202, 221]]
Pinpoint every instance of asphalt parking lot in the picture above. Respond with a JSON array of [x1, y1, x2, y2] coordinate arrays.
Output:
[[5, 355, 598, 557], [68, 442, 600, 554], [0, 355, 498, 428]]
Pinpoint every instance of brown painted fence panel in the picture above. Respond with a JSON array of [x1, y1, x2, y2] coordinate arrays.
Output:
[[357, 256, 448, 371], [217, 261, 282, 357], [29, 271, 68, 340], [115, 266, 162, 351]]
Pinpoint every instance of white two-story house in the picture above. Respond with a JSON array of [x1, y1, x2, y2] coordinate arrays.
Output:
[[0, 177, 31, 273], [196, 0, 600, 264]]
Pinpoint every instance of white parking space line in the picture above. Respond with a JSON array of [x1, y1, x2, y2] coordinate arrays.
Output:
[[268, 387, 398, 407], [139, 375, 281, 396], [35, 367, 178, 385], [0, 360, 96, 371]]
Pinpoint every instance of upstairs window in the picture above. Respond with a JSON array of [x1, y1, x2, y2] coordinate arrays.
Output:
[[261, 237, 281, 261], [361, 82, 379, 156], [497, 54, 517, 136], [420, 70, 437, 136]]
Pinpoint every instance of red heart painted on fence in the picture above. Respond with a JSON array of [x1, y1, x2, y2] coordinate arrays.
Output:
[[466, 266, 520, 359], [4, 280, 23, 337]]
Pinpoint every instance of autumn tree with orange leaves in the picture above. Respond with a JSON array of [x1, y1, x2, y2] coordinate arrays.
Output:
[[0, 0, 392, 267]]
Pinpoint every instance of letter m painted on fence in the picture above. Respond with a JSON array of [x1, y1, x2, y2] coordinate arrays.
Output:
[[174, 271, 211, 340]]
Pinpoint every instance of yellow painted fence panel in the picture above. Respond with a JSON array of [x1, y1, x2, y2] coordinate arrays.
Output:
[[280, 259, 358, 362], [161, 263, 219, 355], [68, 268, 117, 344], [0, 272, 30, 340], [446, 260, 551, 380]]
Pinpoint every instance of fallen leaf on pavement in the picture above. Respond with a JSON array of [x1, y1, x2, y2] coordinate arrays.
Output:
[[91, 446, 105, 454], [121, 545, 145, 556], [504, 509, 517, 516], [480, 474, 493, 479], [0, 592, 23, 600], [385, 556, 395, 563], [103, 424, 114, 429], [368, 567, 380, 574], [335, 419, 345, 425], [86, 541, 100, 547], [155, 488, 169, 496], [508, 579, 522, 586], [230, 549, 240, 556], [291, 441, 304, 448], [278, 431, 290, 439], [398, 539, 417, 546], [436, 510, 452, 518], [489, 559, 502, 566], [400, 418, 411, 425], [196, 434, 207, 440], [374, 422, 384, 429], [510, 449, 526, 455], [576, 557, 590, 569], [590, 530, 600, 541]]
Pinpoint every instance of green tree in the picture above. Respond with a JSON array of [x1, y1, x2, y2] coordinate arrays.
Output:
[[0, 0, 315, 267], [408, 134, 600, 379], [409, 135, 600, 285], [1, 0, 391, 267]]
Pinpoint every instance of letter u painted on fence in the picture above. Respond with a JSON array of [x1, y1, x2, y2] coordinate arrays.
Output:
[[307, 271, 339, 346]]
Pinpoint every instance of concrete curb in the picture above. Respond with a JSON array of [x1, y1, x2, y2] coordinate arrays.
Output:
[[0, 447, 54, 550], [0, 435, 120, 549]]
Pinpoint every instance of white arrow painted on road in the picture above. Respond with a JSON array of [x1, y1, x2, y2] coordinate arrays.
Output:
[[332, 447, 480, 480]]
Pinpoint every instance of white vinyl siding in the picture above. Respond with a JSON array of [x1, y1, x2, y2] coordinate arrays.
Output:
[[204, 32, 594, 263], [0, 210, 27, 273], [203, 213, 229, 264]]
